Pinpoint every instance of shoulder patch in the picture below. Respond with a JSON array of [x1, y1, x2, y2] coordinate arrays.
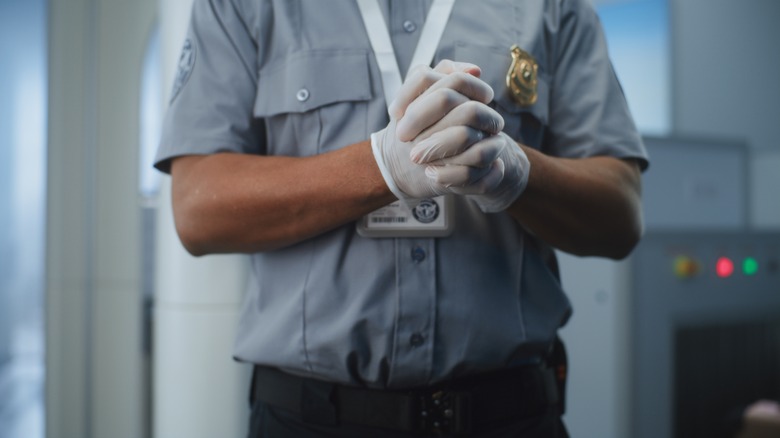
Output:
[[170, 39, 196, 103]]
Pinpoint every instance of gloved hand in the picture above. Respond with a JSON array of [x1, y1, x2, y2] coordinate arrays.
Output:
[[421, 131, 531, 213], [371, 61, 504, 202], [371, 104, 506, 201]]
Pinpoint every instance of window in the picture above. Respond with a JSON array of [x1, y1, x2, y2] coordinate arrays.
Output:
[[0, 1, 48, 437], [596, 0, 671, 135]]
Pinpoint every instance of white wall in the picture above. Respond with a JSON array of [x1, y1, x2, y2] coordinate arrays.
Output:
[[46, 1, 156, 437], [672, 0, 780, 151], [671, 0, 780, 228]]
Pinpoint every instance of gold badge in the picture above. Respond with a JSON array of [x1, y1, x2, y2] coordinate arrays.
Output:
[[506, 45, 538, 106]]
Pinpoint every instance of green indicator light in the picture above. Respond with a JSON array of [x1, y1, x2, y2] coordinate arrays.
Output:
[[743, 257, 759, 276]]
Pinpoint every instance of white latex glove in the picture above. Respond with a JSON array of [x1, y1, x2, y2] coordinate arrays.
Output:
[[371, 103, 503, 202], [371, 119, 448, 201], [423, 131, 531, 213], [371, 62, 502, 202]]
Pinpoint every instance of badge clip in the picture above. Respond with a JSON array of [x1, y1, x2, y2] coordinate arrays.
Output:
[[506, 44, 538, 107]]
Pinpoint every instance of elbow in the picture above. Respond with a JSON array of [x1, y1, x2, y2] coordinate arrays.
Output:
[[606, 211, 644, 261], [171, 190, 216, 257], [173, 208, 210, 257], [178, 235, 209, 258], [605, 182, 645, 260], [607, 228, 642, 260], [172, 192, 272, 255], [168, 155, 223, 257]]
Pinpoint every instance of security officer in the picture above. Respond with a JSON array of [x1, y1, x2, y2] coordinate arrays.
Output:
[[155, 0, 648, 436]]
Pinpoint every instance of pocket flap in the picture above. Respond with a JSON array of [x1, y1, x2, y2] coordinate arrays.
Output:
[[254, 50, 372, 117]]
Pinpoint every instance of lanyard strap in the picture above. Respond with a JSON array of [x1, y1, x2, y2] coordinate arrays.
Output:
[[356, 0, 455, 111]]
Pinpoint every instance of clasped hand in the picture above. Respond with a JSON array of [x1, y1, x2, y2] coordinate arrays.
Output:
[[371, 60, 530, 213]]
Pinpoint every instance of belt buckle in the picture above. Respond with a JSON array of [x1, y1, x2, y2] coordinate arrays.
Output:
[[417, 389, 472, 435]]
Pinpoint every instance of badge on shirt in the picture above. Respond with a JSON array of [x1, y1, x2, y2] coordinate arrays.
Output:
[[506, 45, 538, 106], [357, 196, 454, 238]]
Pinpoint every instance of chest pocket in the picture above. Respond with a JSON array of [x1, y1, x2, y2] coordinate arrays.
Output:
[[254, 49, 372, 156], [451, 44, 550, 150]]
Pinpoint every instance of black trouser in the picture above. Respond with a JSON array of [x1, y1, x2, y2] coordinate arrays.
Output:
[[248, 400, 568, 437], [246, 365, 569, 438]]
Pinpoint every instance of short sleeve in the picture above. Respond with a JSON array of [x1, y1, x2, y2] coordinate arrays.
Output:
[[154, 0, 263, 173], [545, 0, 648, 170]]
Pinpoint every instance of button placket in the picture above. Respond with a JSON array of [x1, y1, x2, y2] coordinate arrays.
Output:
[[388, 1, 428, 76], [389, 239, 437, 387], [411, 246, 426, 263]]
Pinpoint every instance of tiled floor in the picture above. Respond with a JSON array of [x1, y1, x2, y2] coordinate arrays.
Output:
[[0, 325, 44, 438]]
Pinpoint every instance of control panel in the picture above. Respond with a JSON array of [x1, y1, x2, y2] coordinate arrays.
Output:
[[668, 247, 778, 280], [629, 231, 780, 438]]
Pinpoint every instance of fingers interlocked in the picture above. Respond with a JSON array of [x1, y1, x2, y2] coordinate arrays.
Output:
[[371, 59, 530, 211]]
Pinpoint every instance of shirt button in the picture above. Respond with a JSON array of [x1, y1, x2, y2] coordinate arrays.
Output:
[[411, 246, 426, 263], [296, 88, 310, 102], [402, 20, 417, 33], [410, 332, 425, 347]]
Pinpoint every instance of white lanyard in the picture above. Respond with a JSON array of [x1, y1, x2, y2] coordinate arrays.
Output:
[[355, 0, 457, 238], [356, 0, 456, 111]]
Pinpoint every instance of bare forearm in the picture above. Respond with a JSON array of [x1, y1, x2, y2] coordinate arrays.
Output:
[[170, 141, 394, 255], [507, 147, 643, 259]]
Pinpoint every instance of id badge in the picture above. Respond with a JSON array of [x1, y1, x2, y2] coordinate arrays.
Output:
[[357, 195, 454, 238]]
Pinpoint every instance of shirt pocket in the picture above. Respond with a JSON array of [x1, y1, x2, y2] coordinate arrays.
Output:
[[452, 44, 550, 149], [254, 49, 373, 156]]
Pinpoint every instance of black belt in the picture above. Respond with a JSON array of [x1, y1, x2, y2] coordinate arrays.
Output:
[[250, 365, 559, 436]]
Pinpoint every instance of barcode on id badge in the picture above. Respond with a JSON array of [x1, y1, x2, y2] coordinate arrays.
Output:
[[371, 217, 407, 223]]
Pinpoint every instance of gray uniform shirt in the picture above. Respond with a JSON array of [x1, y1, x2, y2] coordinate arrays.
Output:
[[156, 0, 649, 389]]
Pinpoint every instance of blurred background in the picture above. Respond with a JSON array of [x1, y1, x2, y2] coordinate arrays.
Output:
[[0, 0, 778, 437]]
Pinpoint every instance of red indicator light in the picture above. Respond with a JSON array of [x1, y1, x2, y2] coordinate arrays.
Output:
[[716, 257, 734, 278]]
